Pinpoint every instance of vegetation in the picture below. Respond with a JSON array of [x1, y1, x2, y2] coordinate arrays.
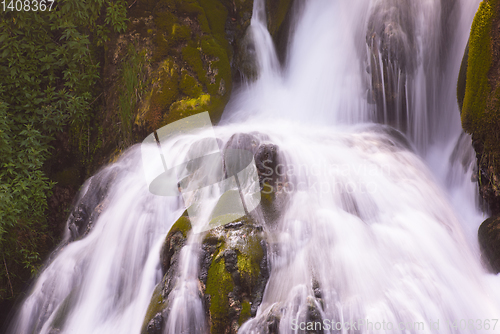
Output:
[[0, 0, 127, 302]]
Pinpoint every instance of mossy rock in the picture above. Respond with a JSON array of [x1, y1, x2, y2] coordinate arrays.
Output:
[[200, 218, 270, 333], [461, 0, 500, 214], [160, 215, 192, 274]]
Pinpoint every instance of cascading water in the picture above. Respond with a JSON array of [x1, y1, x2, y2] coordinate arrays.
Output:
[[6, 0, 500, 333]]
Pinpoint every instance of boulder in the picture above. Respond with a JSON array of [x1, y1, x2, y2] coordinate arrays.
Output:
[[478, 215, 500, 273]]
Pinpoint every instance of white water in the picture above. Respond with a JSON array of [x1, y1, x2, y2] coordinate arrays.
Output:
[[7, 0, 500, 333]]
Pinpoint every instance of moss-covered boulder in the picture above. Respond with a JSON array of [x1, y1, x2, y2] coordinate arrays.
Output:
[[478, 215, 500, 273], [200, 217, 269, 333], [460, 0, 500, 215], [142, 213, 270, 334]]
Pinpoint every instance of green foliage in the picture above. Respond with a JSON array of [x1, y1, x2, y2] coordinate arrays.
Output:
[[0, 0, 128, 300]]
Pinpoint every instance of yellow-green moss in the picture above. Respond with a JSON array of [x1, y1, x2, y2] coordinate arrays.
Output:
[[178, 1, 211, 33], [169, 215, 192, 238], [462, 0, 495, 132], [180, 71, 202, 97], [171, 23, 192, 45], [198, 0, 228, 44], [201, 36, 232, 96], [148, 58, 179, 128], [153, 11, 177, 61], [205, 257, 234, 333], [182, 46, 206, 83], [237, 233, 263, 288], [238, 301, 252, 326]]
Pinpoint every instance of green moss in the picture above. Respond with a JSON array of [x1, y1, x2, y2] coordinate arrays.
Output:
[[141, 283, 166, 334], [182, 46, 206, 83], [171, 23, 192, 45], [201, 36, 232, 96], [238, 301, 252, 326], [153, 11, 178, 61], [149, 58, 179, 125], [237, 233, 263, 288], [198, 0, 228, 43], [178, 1, 211, 33], [206, 257, 234, 333], [179, 71, 202, 97], [169, 215, 192, 238], [462, 0, 495, 132]]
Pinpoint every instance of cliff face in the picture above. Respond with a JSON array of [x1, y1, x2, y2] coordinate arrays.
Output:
[[459, 0, 500, 215]]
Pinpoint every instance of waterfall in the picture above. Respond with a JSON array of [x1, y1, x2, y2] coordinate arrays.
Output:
[[7, 0, 500, 333]]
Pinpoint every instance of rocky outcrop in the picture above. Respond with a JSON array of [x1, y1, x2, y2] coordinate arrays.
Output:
[[460, 0, 500, 215]]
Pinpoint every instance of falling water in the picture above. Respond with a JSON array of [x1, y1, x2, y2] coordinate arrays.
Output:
[[6, 0, 500, 333]]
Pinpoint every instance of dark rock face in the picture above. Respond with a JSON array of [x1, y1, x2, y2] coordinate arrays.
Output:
[[365, 0, 416, 132], [478, 215, 500, 273], [67, 169, 116, 241], [366, 0, 457, 135]]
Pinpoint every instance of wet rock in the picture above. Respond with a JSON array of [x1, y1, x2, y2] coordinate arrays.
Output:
[[245, 304, 282, 334], [67, 169, 116, 241], [200, 217, 270, 333], [254, 142, 288, 224], [479, 215, 500, 273], [365, 0, 416, 132], [224, 133, 262, 155], [160, 214, 192, 275]]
